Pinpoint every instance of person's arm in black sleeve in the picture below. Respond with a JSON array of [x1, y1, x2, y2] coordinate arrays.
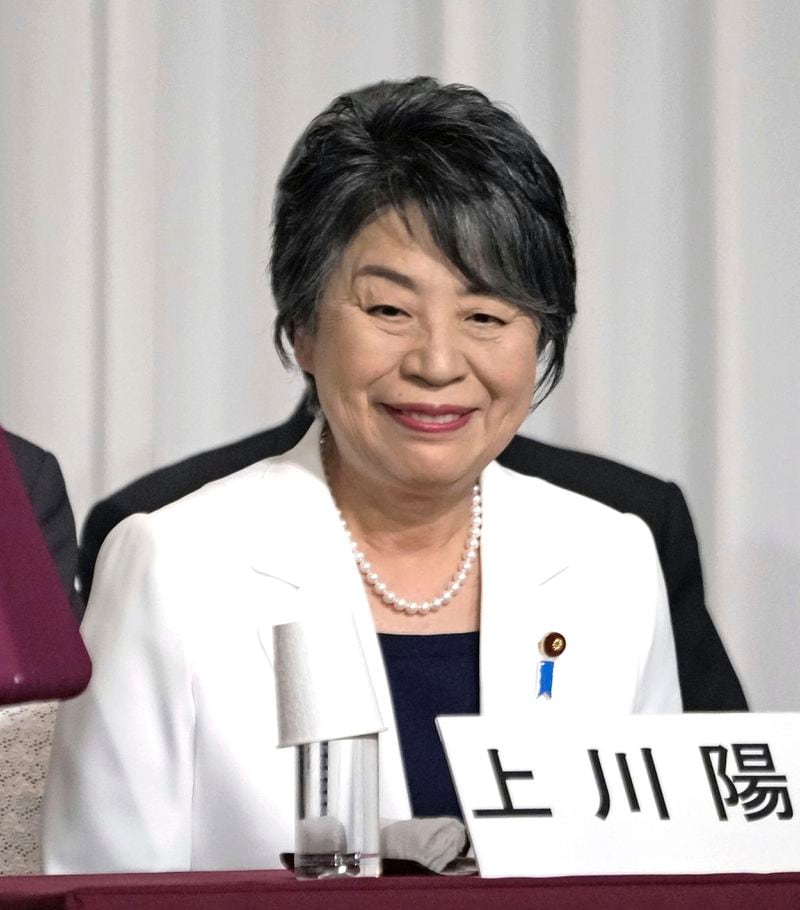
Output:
[[657, 482, 747, 711]]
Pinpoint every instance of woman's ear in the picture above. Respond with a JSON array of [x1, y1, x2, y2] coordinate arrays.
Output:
[[292, 328, 315, 374]]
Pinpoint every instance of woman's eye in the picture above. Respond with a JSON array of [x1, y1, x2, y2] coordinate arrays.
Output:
[[469, 312, 506, 326], [367, 304, 407, 318]]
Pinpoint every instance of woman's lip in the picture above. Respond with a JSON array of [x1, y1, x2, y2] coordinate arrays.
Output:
[[381, 404, 475, 433]]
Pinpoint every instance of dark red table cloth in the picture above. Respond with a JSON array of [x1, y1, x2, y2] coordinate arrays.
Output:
[[1, 870, 800, 910]]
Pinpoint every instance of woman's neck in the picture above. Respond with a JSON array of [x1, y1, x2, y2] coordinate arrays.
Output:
[[320, 427, 482, 633], [321, 436, 476, 556]]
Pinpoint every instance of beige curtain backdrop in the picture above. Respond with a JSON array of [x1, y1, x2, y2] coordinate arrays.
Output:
[[1, 0, 798, 710]]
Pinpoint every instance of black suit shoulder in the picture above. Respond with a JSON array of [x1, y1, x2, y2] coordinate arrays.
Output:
[[499, 434, 670, 512], [6, 431, 82, 619]]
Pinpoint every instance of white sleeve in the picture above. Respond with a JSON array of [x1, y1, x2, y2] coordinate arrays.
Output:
[[621, 514, 683, 714], [41, 513, 195, 873]]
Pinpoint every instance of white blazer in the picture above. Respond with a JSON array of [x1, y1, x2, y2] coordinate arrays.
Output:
[[42, 422, 681, 873]]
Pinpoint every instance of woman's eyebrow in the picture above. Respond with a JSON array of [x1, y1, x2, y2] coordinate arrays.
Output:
[[353, 264, 418, 291], [353, 263, 484, 297]]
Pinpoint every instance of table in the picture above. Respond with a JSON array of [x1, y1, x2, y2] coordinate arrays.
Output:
[[1, 870, 799, 910]]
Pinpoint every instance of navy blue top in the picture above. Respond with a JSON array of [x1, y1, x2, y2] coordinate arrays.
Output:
[[378, 632, 480, 819]]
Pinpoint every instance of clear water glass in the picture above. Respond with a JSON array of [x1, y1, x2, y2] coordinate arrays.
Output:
[[294, 732, 381, 879]]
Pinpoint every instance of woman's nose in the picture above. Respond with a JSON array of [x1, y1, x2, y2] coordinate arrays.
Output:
[[400, 325, 468, 387]]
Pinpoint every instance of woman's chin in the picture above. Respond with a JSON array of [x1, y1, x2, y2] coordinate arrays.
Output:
[[382, 455, 482, 493]]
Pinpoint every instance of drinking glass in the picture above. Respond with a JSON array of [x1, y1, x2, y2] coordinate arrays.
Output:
[[294, 732, 381, 879]]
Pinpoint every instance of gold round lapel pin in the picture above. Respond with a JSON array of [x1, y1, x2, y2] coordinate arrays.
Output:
[[540, 632, 566, 659]]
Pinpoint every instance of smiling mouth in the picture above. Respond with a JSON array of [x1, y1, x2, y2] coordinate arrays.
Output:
[[403, 410, 462, 424], [382, 404, 475, 433]]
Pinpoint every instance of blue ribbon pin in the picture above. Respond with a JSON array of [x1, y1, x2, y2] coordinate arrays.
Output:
[[537, 632, 566, 699], [537, 660, 555, 698]]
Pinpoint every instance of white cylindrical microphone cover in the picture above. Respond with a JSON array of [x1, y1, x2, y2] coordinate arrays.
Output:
[[273, 615, 385, 747]]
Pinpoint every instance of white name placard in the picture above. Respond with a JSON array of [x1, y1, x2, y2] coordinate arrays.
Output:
[[436, 712, 800, 878]]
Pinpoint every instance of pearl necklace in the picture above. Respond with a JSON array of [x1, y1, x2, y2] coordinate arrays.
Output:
[[320, 431, 482, 616]]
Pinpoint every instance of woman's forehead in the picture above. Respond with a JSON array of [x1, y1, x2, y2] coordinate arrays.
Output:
[[337, 207, 469, 292]]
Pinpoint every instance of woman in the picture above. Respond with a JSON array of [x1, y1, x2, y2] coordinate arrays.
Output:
[[42, 77, 680, 873]]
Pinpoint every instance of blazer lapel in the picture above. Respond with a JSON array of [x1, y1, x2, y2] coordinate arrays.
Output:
[[478, 461, 572, 717], [250, 421, 412, 821]]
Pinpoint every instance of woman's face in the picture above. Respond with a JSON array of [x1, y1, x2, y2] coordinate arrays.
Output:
[[293, 207, 539, 495]]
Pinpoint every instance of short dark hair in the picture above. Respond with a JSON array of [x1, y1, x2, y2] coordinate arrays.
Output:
[[271, 76, 575, 406]]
